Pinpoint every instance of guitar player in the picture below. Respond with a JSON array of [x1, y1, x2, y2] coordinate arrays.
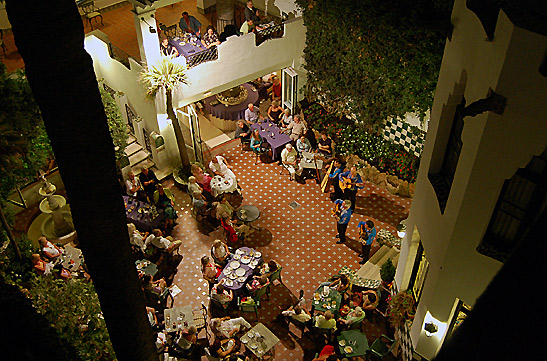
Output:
[[338, 166, 364, 211]]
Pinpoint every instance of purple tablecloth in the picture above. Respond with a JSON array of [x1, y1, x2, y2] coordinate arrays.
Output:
[[204, 83, 259, 121], [169, 37, 206, 58], [251, 120, 292, 160], [217, 247, 263, 298], [123, 196, 164, 232]]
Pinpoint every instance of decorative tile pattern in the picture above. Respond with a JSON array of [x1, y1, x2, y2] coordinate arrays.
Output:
[[383, 118, 425, 157]]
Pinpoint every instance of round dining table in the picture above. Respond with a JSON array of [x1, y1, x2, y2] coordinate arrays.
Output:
[[236, 205, 261, 229], [210, 175, 237, 196]]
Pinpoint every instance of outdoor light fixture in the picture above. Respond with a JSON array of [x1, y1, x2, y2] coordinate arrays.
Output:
[[397, 219, 407, 239], [141, 17, 156, 33], [424, 322, 438, 337]]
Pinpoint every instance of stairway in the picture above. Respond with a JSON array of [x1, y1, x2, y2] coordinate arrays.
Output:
[[125, 134, 155, 176], [356, 245, 400, 282]]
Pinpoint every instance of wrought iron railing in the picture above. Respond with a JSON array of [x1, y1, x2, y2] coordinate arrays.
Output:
[[186, 46, 219, 68], [107, 42, 135, 69], [255, 23, 285, 46]]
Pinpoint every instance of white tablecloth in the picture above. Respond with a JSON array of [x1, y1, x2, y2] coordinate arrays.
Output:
[[210, 175, 237, 196]]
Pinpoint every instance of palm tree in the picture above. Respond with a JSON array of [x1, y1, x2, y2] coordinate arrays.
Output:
[[140, 56, 191, 174], [5, 0, 157, 359]]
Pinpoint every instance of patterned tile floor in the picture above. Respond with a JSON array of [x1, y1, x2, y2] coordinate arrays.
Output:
[[164, 141, 411, 360]]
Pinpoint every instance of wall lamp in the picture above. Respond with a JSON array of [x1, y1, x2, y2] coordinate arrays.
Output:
[[141, 15, 157, 33]]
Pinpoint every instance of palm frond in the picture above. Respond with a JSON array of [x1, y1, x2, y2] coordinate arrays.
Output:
[[139, 56, 189, 100]]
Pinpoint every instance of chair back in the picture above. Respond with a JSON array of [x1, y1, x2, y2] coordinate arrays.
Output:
[[269, 266, 283, 284], [370, 334, 397, 357], [254, 285, 269, 301], [163, 24, 179, 39], [313, 326, 334, 336], [79, 0, 98, 15], [290, 317, 307, 330]]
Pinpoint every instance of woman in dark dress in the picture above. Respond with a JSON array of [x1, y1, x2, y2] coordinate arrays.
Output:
[[160, 37, 179, 57], [267, 100, 283, 125]]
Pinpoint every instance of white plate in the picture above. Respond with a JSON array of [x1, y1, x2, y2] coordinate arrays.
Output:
[[241, 256, 251, 264], [241, 337, 249, 344], [230, 261, 240, 269], [339, 340, 346, 347], [344, 346, 353, 354], [233, 254, 241, 260], [237, 276, 246, 283], [254, 252, 261, 258], [236, 249, 244, 255], [250, 260, 259, 266], [229, 273, 238, 279], [235, 268, 246, 277]]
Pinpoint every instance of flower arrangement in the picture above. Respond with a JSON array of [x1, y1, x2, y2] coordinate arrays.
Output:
[[387, 290, 416, 328]]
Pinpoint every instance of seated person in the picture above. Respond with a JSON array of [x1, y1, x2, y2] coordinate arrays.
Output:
[[201, 256, 221, 292], [312, 346, 336, 361], [260, 259, 280, 277], [314, 310, 336, 330], [31, 254, 71, 280], [317, 130, 333, 156], [280, 109, 292, 128], [361, 290, 379, 311], [330, 274, 352, 300], [203, 25, 221, 48], [246, 274, 270, 292], [250, 129, 264, 153], [213, 195, 234, 220], [142, 274, 167, 295], [267, 100, 283, 124], [128, 223, 147, 251], [281, 144, 302, 181], [220, 214, 252, 243], [160, 37, 179, 57], [191, 164, 214, 200], [170, 325, 198, 356], [38, 236, 62, 260], [211, 239, 230, 266], [211, 316, 251, 339], [179, 11, 201, 38], [211, 281, 234, 303], [240, 19, 263, 34], [125, 171, 145, 200], [154, 185, 177, 229], [296, 135, 312, 155], [338, 306, 365, 327], [209, 155, 236, 181], [244, 103, 263, 125], [282, 305, 312, 325], [227, 354, 250, 361], [145, 229, 182, 254], [235, 120, 251, 142], [146, 306, 159, 328], [209, 337, 237, 359], [286, 115, 307, 142]]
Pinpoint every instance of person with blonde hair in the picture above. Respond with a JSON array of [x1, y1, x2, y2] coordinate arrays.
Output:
[[267, 100, 283, 124], [315, 310, 337, 330], [211, 239, 230, 266]]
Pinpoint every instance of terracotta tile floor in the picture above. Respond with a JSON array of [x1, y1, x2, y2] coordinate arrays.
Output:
[[164, 141, 410, 360], [1, 0, 213, 73]]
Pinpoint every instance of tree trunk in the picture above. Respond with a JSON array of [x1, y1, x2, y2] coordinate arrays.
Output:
[[5, 1, 157, 360], [166, 88, 191, 174]]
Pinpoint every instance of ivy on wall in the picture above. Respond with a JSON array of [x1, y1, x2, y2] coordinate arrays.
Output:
[[296, 0, 453, 127]]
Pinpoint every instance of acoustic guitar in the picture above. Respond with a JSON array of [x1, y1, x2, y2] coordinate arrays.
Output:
[[320, 160, 335, 193], [358, 224, 368, 244], [331, 202, 341, 221], [339, 176, 364, 191]]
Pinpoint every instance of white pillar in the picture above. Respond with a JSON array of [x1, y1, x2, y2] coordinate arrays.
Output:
[[132, 6, 160, 65]]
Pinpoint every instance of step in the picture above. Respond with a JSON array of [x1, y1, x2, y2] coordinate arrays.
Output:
[[127, 134, 137, 145], [204, 133, 233, 150], [376, 247, 400, 269], [368, 245, 391, 265], [124, 142, 142, 157], [129, 149, 150, 168], [356, 263, 381, 281]]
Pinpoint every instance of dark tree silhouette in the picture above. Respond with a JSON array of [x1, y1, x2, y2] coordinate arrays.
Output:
[[5, 0, 157, 359]]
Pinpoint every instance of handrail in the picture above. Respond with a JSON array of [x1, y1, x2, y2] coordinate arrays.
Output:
[[186, 46, 219, 68], [255, 22, 285, 46], [107, 42, 136, 70]]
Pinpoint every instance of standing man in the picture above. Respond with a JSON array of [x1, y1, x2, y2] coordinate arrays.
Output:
[[179, 11, 201, 39], [244, 0, 265, 24], [139, 166, 159, 201], [328, 159, 345, 200], [339, 166, 364, 212], [357, 220, 376, 264], [334, 199, 352, 244]]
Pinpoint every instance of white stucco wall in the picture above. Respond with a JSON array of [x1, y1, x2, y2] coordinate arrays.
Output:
[[396, 1, 547, 359]]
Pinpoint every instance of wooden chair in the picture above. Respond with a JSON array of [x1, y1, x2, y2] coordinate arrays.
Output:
[[79, 0, 103, 30], [288, 317, 307, 338], [163, 24, 179, 39], [368, 334, 397, 360], [240, 137, 251, 154], [192, 303, 210, 343], [311, 325, 335, 343]]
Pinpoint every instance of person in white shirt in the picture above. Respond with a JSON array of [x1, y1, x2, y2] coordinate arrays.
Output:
[[211, 239, 230, 265], [211, 316, 251, 339], [38, 236, 62, 260], [280, 108, 293, 128], [211, 282, 233, 303], [282, 305, 312, 324], [127, 223, 147, 250], [145, 229, 182, 253], [125, 171, 144, 199], [281, 144, 302, 181], [209, 155, 236, 181]]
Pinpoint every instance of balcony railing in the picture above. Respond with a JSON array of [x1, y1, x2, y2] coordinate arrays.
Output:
[[107, 43, 135, 69], [186, 46, 219, 68], [255, 23, 285, 46]]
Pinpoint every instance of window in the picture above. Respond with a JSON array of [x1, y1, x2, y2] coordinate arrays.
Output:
[[429, 98, 466, 213], [478, 148, 547, 262], [408, 242, 429, 304]]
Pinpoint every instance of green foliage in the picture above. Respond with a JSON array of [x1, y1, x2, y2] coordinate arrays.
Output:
[[296, 0, 452, 126], [304, 103, 420, 182], [0, 234, 36, 285], [98, 85, 128, 161], [380, 258, 396, 283], [388, 289, 416, 327], [0, 63, 52, 201], [29, 276, 117, 360], [140, 56, 188, 96]]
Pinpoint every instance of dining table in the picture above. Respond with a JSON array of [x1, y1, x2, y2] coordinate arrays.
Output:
[[240, 322, 279, 358], [123, 196, 164, 232], [217, 247, 263, 298], [311, 284, 343, 317], [338, 330, 369, 357], [250, 119, 292, 160], [203, 83, 260, 121], [236, 205, 261, 229], [169, 34, 206, 58], [210, 175, 237, 196], [58, 244, 83, 272], [164, 305, 194, 333], [135, 259, 158, 277]]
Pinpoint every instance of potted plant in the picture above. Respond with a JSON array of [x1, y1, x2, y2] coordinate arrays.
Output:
[[387, 290, 416, 328], [380, 258, 396, 289]]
